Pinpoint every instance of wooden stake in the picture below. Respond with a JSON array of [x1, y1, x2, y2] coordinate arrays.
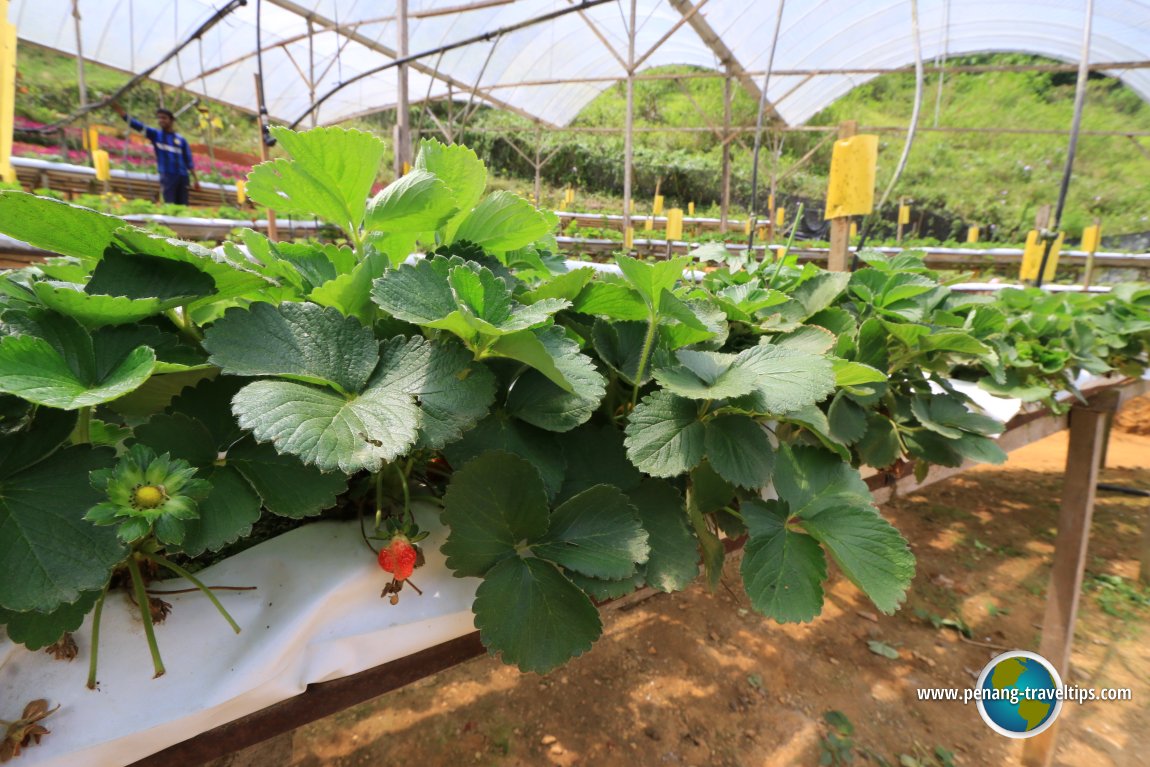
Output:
[[720, 75, 732, 234], [1021, 390, 1121, 767], [827, 121, 857, 272]]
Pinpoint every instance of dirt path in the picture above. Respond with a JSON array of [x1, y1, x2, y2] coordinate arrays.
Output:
[[288, 399, 1150, 767]]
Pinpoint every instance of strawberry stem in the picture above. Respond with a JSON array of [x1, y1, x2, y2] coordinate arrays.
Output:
[[141, 552, 241, 634], [86, 584, 109, 690], [374, 470, 384, 532], [127, 557, 166, 679], [394, 460, 411, 526]]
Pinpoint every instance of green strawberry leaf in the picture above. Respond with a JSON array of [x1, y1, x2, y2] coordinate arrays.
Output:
[[504, 327, 606, 432], [533, 485, 649, 580], [247, 126, 386, 234], [615, 254, 691, 312], [563, 570, 645, 601], [226, 438, 348, 519], [441, 450, 551, 577], [452, 191, 553, 252], [856, 414, 902, 468], [624, 390, 706, 478], [572, 282, 650, 321], [0, 334, 155, 409], [414, 139, 487, 240], [365, 169, 459, 234], [309, 251, 390, 325], [204, 302, 379, 395], [800, 501, 915, 615], [828, 393, 868, 445], [174, 465, 262, 557], [556, 424, 642, 504], [720, 344, 836, 416], [443, 413, 567, 500], [703, 414, 775, 489], [0, 191, 122, 266], [473, 556, 601, 673], [0, 590, 101, 651], [773, 444, 870, 517], [740, 499, 827, 623], [0, 445, 124, 612], [628, 479, 698, 593]]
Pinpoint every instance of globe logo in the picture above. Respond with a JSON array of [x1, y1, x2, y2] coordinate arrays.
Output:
[[976, 651, 1064, 738]]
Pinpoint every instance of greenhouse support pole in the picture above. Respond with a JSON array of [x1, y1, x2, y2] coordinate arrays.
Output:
[[827, 120, 857, 272], [720, 75, 732, 233], [0, 0, 16, 184], [1021, 390, 1119, 767], [71, 0, 90, 160], [622, 0, 637, 238], [394, 0, 412, 177], [253, 74, 278, 241]]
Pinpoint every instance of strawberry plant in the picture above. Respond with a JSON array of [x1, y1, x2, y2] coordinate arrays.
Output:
[[1, 127, 1149, 692]]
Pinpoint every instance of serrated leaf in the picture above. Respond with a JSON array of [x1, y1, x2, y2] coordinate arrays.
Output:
[[414, 139, 487, 240], [0, 334, 155, 409], [399, 338, 497, 450], [228, 438, 347, 519], [723, 345, 836, 415], [556, 424, 642, 504], [505, 327, 605, 432], [741, 499, 826, 623], [247, 126, 386, 233], [365, 169, 459, 233], [918, 331, 993, 358], [175, 465, 261, 557], [0, 191, 122, 265], [772, 325, 837, 354], [33, 283, 194, 328], [0, 590, 100, 650], [522, 268, 595, 304], [474, 556, 602, 673], [534, 485, 648, 580], [690, 460, 735, 514], [572, 282, 650, 321], [774, 444, 870, 516], [686, 492, 724, 590], [628, 479, 698, 592], [86, 249, 217, 301], [791, 272, 850, 317], [134, 413, 218, 466], [654, 350, 757, 400], [950, 433, 1008, 465], [488, 329, 576, 394], [703, 414, 774, 489], [912, 396, 1004, 438], [204, 302, 379, 394], [801, 501, 915, 614], [856, 414, 902, 468], [624, 390, 705, 478], [0, 446, 124, 612], [441, 451, 551, 577], [309, 251, 390, 325], [453, 191, 552, 252], [833, 360, 887, 387], [563, 570, 645, 601], [828, 393, 868, 445], [615, 254, 691, 312], [592, 319, 659, 385], [444, 413, 567, 500]]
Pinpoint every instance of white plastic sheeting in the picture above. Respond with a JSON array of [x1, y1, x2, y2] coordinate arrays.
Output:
[[10, 1, 1150, 128]]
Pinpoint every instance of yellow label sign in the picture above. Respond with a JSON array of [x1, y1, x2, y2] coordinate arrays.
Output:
[[92, 149, 111, 181], [665, 208, 684, 241], [688, 201, 695, 216], [236, 179, 247, 205], [898, 204, 911, 225], [1081, 224, 1102, 253], [1020, 230, 1065, 282], [653, 195, 664, 216], [849, 221, 858, 238], [776, 207, 786, 228], [825, 134, 878, 219], [967, 225, 980, 243], [624, 226, 634, 250]]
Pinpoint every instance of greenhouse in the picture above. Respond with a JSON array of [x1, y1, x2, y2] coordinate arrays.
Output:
[[1, 1, 1150, 766]]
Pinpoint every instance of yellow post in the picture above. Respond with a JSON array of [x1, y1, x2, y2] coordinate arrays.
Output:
[[624, 226, 634, 251], [665, 208, 684, 241], [87, 126, 101, 155], [565, 186, 574, 205], [688, 201, 695, 216], [1081, 222, 1102, 288], [757, 225, 767, 241], [0, 0, 17, 185], [652, 195, 664, 216], [967, 225, 980, 243], [401, 161, 412, 175], [236, 179, 247, 205], [743, 218, 752, 236], [775, 207, 786, 229], [849, 221, 858, 239], [897, 200, 910, 243], [644, 216, 653, 232]]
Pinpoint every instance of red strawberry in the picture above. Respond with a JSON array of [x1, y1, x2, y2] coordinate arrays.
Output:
[[378, 536, 417, 581]]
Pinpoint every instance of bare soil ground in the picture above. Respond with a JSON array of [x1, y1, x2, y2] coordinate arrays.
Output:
[[287, 397, 1150, 767]]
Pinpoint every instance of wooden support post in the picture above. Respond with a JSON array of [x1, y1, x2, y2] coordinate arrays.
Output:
[[720, 75, 732, 234], [1021, 390, 1121, 767], [827, 121, 857, 272], [0, 0, 16, 185], [896, 195, 906, 243]]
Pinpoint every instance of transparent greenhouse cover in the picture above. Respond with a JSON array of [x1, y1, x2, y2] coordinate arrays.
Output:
[[10, 1, 1150, 127]]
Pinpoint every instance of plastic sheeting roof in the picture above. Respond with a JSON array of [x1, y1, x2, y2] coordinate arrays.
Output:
[[11, 0, 1150, 128]]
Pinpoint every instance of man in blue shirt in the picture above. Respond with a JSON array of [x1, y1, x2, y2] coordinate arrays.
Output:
[[112, 103, 200, 205]]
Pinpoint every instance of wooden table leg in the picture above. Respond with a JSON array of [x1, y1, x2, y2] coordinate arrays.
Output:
[[1021, 391, 1120, 766]]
